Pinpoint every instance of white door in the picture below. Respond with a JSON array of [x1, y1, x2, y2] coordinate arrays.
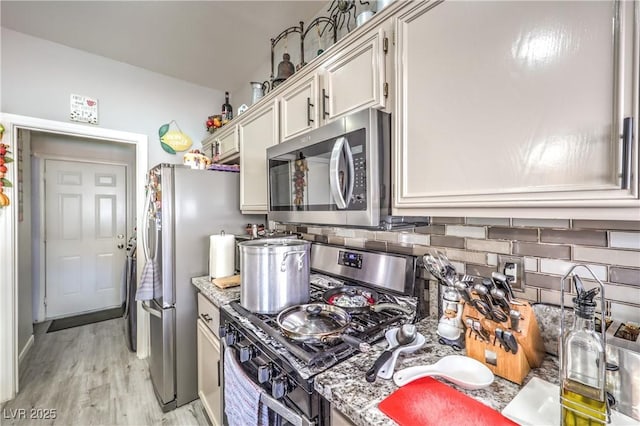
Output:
[[45, 159, 127, 318]]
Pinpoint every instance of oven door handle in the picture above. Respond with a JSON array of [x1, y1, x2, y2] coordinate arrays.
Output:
[[329, 136, 355, 210], [260, 392, 316, 426]]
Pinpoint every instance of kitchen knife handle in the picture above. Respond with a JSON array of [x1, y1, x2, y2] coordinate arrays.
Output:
[[620, 117, 633, 190], [366, 350, 394, 382]]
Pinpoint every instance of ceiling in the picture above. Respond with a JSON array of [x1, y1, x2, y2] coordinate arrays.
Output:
[[1, 1, 327, 91]]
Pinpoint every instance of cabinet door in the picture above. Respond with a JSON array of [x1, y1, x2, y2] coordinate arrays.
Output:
[[197, 319, 222, 426], [394, 1, 638, 217], [239, 99, 279, 213], [279, 73, 319, 142], [322, 27, 388, 122], [216, 125, 239, 163]]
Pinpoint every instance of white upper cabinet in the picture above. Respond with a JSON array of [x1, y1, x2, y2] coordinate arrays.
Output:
[[239, 99, 279, 213], [279, 73, 319, 142], [216, 125, 239, 163], [278, 20, 391, 143], [320, 25, 389, 121], [393, 0, 639, 219]]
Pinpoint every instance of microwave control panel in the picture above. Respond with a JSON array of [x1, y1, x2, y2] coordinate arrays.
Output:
[[351, 146, 367, 209]]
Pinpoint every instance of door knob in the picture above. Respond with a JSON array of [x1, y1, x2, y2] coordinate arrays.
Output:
[[117, 243, 125, 249]]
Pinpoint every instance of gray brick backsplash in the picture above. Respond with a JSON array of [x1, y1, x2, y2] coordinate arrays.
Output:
[[314, 235, 329, 244], [414, 225, 446, 235], [466, 239, 511, 254], [609, 231, 640, 250], [398, 232, 430, 245], [524, 257, 538, 272], [344, 237, 366, 248], [431, 217, 465, 225], [539, 289, 575, 307], [386, 243, 416, 256], [444, 248, 487, 264], [364, 240, 387, 251], [335, 228, 356, 238], [540, 258, 608, 281], [601, 283, 640, 305], [429, 235, 465, 249], [573, 220, 640, 231], [466, 264, 496, 279], [609, 267, 640, 287], [574, 246, 640, 268], [610, 302, 640, 324], [375, 231, 398, 243], [512, 218, 570, 228], [526, 273, 563, 291], [327, 235, 345, 245], [446, 225, 486, 239], [466, 217, 510, 226], [276, 217, 640, 311], [540, 229, 607, 247], [513, 242, 571, 259], [488, 226, 538, 242]]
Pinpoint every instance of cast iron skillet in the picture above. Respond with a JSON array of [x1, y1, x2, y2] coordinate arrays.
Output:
[[322, 286, 413, 315]]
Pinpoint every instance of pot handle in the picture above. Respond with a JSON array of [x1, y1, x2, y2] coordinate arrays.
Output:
[[280, 250, 307, 272], [341, 334, 371, 353], [370, 303, 414, 315]]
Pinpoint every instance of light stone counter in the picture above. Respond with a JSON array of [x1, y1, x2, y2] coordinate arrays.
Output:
[[191, 275, 240, 307], [314, 317, 561, 426]]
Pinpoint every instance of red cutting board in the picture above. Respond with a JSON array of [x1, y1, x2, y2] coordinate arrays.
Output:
[[378, 377, 518, 426]]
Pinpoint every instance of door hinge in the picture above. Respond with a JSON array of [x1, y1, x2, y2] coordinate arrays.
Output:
[[383, 82, 389, 98], [383, 37, 389, 54], [44, 297, 47, 307]]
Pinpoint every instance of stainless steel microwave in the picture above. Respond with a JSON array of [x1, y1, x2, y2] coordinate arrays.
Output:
[[267, 108, 391, 227]]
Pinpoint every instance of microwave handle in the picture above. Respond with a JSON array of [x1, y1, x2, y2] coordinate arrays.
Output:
[[329, 137, 355, 209]]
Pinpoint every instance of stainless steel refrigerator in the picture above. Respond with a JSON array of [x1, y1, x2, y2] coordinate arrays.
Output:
[[141, 164, 263, 412]]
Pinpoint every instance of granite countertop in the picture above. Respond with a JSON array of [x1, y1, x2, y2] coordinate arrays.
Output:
[[314, 317, 561, 426], [191, 275, 563, 425], [191, 275, 240, 307]]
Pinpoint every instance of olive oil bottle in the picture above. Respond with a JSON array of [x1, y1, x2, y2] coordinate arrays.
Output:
[[560, 276, 608, 425]]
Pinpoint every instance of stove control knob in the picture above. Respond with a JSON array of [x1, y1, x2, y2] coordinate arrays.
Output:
[[271, 377, 288, 399], [257, 364, 272, 384], [239, 345, 255, 363], [224, 330, 237, 346], [219, 325, 228, 337]]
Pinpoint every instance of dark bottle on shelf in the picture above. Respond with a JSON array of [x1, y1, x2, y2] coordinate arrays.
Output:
[[221, 91, 233, 122]]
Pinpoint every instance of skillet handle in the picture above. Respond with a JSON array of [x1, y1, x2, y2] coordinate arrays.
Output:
[[341, 334, 371, 353], [370, 303, 413, 315]]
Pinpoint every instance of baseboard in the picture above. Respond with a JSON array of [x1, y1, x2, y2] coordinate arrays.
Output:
[[18, 334, 34, 365]]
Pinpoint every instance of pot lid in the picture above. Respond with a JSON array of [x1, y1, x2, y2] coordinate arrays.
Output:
[[277, 303, 350, 336]]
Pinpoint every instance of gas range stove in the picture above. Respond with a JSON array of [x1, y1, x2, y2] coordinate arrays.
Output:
[[221, 274, 417, 379], [219, 244, 419, 426]]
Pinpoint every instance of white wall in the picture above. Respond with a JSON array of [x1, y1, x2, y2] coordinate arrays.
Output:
[[1, 28, 221, 166], [16, 131, 32, 357]]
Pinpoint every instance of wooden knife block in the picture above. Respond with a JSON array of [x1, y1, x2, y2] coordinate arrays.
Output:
[[463, 300, 545, 385]]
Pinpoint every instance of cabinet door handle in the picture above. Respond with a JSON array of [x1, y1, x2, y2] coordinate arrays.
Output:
[[306, 97, 314, 126], [217, 359, 221, 388], [201, 313, 212, 322], [322, 89, 330, 118], [620, 117, 634, 190]]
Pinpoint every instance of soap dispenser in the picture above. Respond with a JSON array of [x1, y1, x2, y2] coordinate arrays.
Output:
[[560, 270, 609, 426]]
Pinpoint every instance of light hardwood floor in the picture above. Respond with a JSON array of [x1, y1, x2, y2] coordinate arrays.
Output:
[[1, 319, 209, 426]]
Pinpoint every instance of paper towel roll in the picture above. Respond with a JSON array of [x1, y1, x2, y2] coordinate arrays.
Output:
[[209, 233, 235, 279]]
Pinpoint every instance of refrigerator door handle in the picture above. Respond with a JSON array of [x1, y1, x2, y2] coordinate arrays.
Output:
[[141, 188, 153, 262], [142, 301, 162, 318]]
